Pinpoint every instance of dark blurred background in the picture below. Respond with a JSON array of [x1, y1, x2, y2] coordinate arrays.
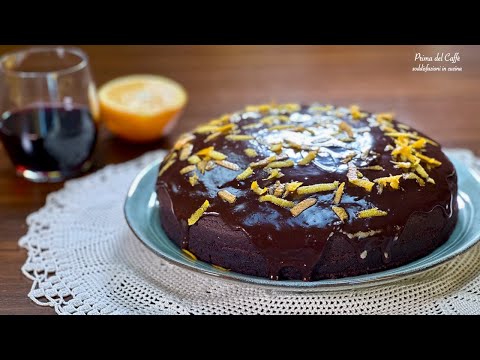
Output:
[[0, 45, 479, 314]]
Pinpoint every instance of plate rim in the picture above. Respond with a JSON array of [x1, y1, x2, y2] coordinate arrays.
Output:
[[124, 151, 480, 292]]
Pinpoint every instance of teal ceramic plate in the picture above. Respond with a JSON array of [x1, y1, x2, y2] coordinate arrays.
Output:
[[125, 150, 480, 291]]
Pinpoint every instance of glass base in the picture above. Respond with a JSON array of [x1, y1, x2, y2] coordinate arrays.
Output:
[[15, 161, 93, 183]]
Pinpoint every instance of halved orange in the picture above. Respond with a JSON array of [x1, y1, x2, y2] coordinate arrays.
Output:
[[98, 75, 187, 142]]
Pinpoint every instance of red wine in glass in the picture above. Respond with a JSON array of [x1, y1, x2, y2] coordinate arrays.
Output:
[[0, 105, 97, 181], [0, 47, 99, 182]]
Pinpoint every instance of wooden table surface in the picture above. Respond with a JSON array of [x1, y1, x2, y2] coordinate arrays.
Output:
[[0, 45, 479, 314]]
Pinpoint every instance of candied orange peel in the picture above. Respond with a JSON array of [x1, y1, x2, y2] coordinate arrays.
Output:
[[215, 160, 240, 171], [159, 157, 176, 176], [265, 160, 295, 169], [339, 121, 354, 137], [204, 132, 222, 143], [270, 143, 283, 153], [194, 124, 221, 134], [209, 150, 227, 160], [284, 140, 303, 150], [226, 134, 254, 141], [310, 104, 333, 112], [385, 132, 438, 146], [182, 249, 197, 260], [250, 155, 287, 168], [236, 167, 254, 180], [264, 168, 284, 180], [411, 137, 427, 149], [290, 198, 317, 217], [251, 181, 268, 195], [179, 143, 194, 161], [333, 182, 345, 205], [268, 124, 297, 131], [196, 146, 227, 160], [180, 164, 196, 175], [298, 150, 318, 166], [403, 172, 425, 186], [359, 165, 384, 171], [259, 194, 295, 208], [350, 105, 366, 120], [285, 181, 303, 192], [196, 160, 208, 174], [349, 178, 375, 192], [250, 156, 276, 168], [188, 173, 199, 186], [216, 123, 236, 133], [245, 104, 273, 113], [218, 190, 236, 204], [297, 181, 339, 195], [174, 133, 196, 150], [196, 146, 214, 156], [244, 148, 258, 158], [376, 112, 394, 122], [212, 264, 230, 271], [357, 208, 388, 218], [416, 153, 442, 167], [242, 123, 263, 130], [187, 155, 201, 165], [277, 103, 301, 112], [415, 163, 429, 179], [332, 205, 348, 222], [373, 175, 402, 190], [164, 150, 177, 163], [261, 115, 290, 125], [187, 200, 210, 226], [207, 114, 231, 126]]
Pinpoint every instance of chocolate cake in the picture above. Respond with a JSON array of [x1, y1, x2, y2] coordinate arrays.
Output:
[[155, 103, 458, 281]]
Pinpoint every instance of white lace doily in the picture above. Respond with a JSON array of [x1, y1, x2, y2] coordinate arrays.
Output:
[[19, 149, 480, 315]]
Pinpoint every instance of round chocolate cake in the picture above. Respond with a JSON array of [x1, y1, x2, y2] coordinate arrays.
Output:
[[156, 103, 458, 281]]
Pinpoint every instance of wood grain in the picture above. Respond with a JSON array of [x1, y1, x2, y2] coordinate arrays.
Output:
[[0, 45, 479, 314]]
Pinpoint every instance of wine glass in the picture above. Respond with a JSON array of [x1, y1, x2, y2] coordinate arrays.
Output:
[[0, 46, 99, 182]]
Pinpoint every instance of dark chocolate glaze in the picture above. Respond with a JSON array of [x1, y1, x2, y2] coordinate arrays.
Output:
[[156, 104, 458, 281]]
